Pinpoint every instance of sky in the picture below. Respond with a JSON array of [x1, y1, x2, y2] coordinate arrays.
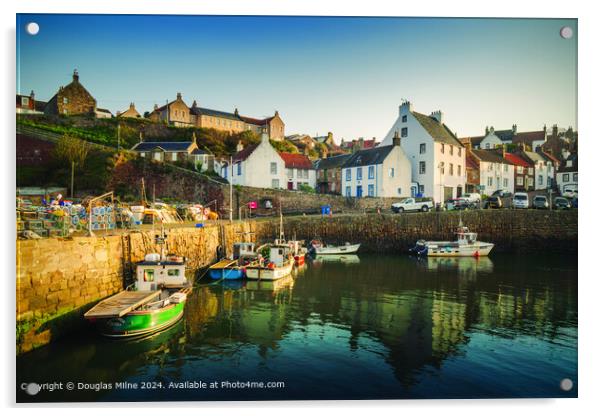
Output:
[[16, 14, 577, 141]]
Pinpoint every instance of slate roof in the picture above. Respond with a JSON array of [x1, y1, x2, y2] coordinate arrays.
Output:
[[557, 154, 578, 172], [512, 131, 545, 145], [279, 152, 313, 169], [190, 106, 241, 121], [131, 141, 195, 152], [240, 115, 273, 126], [521, 150, 546, 163], [412, 112, 463, 147], [460, 136, 485, 147], [342, 145, 395, 168], [470, 149, 512, 165], [191, 148, 211, 155], [232, 143, 260, 162], [314, 153, 353, 170], [494, 129, 515, 142]]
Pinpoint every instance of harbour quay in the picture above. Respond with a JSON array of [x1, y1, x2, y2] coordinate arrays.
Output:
[[16, 209, 576, 354]]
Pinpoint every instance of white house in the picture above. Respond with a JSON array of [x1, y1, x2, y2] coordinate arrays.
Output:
[[478, 127, 504, 150], [556, 153, 578, 194], [280, 152, 316, 190], [381, 101, 466, 204], [341, 132, 411, 198], [230, 131, 286, 189], [520, 150, 551, 190], [468, 149, 515, 195]]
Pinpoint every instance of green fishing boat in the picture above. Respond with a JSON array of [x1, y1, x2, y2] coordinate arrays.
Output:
[[85, 230, 191, 338]]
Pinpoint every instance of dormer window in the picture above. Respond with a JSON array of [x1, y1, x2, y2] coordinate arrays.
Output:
[[402, 115, 407, 123]]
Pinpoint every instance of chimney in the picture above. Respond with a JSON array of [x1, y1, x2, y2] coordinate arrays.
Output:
[[552, 124, 558, 138], [72, 69, 79, 82], [261, 127, 270, 143], [130, 102, 135, 110], [192, 132, 197, 143], [485, 126, 489, 135], [275, 110, 279, 116], [236, 140, 244, 152], [399, 100, 413, 115], [139, 131, 144, 143], [351, 139, 359, 153], [176, 92, 182, 100], [320, 147, 328, 159], [512, 124, 517, 134], [501, 144, 506, 158], [30, 90, 35, 100], [153, 104, 158, 111], [430, 110, 443, 124], [327, 132, 333, 143], [192, 100, 197, 108], [392, 130, 401, 146], [234, 108, 239, 116]]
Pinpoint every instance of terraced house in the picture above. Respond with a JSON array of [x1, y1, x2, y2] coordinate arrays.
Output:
[[148, 93, 285, 139], [466, 148, 514, 195], [381, 101, 466, 203]]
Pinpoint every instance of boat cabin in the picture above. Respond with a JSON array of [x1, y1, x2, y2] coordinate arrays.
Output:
[[233, 242, 256, 259], [269, 245, 291, 267], [135, 253, 188, 291], [456, 227, 477, 245]]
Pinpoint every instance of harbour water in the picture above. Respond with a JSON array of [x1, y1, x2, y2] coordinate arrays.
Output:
[[17, 254, 577, 402]]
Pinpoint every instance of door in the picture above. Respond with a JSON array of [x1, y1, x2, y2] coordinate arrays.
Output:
[[287, 181, 293, 190], [444, 186, 453, 201], [456, 186, 463, 198], [356, 186, 363, 198]]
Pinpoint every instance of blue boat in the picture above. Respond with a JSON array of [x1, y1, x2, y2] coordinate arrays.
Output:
[[208, 266, 245, 280]]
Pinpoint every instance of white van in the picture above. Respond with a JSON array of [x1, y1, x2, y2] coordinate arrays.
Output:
[[512, 192, 529, 209]]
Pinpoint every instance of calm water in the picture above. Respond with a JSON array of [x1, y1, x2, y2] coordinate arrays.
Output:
[[17, 254, 577, 402]]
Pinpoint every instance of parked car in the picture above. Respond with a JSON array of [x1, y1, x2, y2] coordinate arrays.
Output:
[[512, 192, 530, 209], [554, 197, 571, 210], [562, 188, 578, 199], [461, 193, 482, 205], [492, 190, 513, 198], [391, 197, 434, 213], [445, 198, 472, 211], [484, 196, 503, 209], [532, 195, 549, 209]]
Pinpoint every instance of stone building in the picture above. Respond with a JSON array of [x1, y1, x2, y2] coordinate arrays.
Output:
[[44, 70, 97, 116], [148, 94, 285, 139], [117, 103, 142, 119], [314, 153, 352, 194]]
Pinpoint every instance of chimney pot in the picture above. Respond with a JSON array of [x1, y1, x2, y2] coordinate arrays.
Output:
[[72, 69, 79, 82], [176, 92, 182, 100]]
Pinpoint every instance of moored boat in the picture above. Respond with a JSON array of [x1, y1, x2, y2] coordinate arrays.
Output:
[[208, 242, 257, 280], [411, 226, 494, 257], [310, 240, 360, 255], [246, 244, 295, 281], [84, 229, 191, 338]]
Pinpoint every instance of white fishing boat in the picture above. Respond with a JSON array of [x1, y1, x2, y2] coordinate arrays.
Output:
[[310, 240, 360, 255], [411, 225, 494, 257], [245, 244, 295, 280]]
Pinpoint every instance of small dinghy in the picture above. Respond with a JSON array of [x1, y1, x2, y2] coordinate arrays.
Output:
[[310, 240, 360, 255]]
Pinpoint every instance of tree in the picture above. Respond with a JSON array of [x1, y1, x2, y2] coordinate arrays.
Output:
[[54, 134, 90, 197]]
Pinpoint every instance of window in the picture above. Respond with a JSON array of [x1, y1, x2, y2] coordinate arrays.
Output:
[[153, 152, 162, 161], [457, 165, 461, 176], [368, 184, 375, 197], [504, 164, 508, 172], [345, 169, 351, 181], [287, 168, 293, 178], [357, 167, 363, 180], [517, 166, 523, 174], [21, 97, 29, 106], [562, 173, 569, 182], [441, 143, 445, 153], [485, 143, 491, 149], [538, 175, 543, 185], [517, 176, 524, 186], [573, 173, 578, 182], [487, 163, 493, 172], [397, 188, 402, 195], [458, 148, 462, 157], [63, 97, 69, 104], [345, 186, 351, 197], [401, 127, 408, 137], [140, 152, 146, 158], [449, 145, 453, 155], [297, 168, 302, 178], [528, 177, 534, 186], [419, 161, 426, 174], [237, 162, 242, 176], [487, 177, 493, 186], [303, 169, 309, 179], [528, 168, 534, 175], [168, 269, 180, 276], [171, 152, 178, 161], [503, 178, 508, 187], [419, 143, 426, 154], [270, 162, 277, 174], [402, 115, 407, 122], [389, 168, 395, 178], [419, 185, 425, 194], [271, 179, 280, 188], [448, 163, 453, 175], [368, 166, 375, 179], [143, 269, 154, 282]]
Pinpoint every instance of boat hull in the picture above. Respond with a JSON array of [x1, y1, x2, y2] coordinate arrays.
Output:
[[246, 260, 294, 281], [92, 300, 186, 338], [208, 268, 245, 280], [314, 244, 360, 255], [421, 242, 494, 257]]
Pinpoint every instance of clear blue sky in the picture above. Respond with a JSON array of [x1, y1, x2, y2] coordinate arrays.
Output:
[[16, 14, 577, 140]]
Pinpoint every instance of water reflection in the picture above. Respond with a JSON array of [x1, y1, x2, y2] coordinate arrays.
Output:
[[17, 254, 577, 402]]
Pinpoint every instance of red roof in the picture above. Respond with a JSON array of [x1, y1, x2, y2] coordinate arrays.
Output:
[[465, 155, 479, 170], [279, 152, 313, 169], [504, 153, 530, 167], [540, 150, 560, 164]]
